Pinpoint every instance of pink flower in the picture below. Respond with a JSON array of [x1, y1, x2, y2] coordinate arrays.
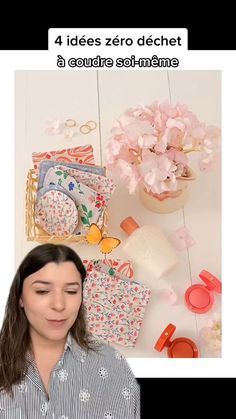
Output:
[[138, 134, 157, 148], [197, 126, 220, 171], [105, 100, 221, 194], [154, 137, 167, 153], [139, 152, 177, 194], [115, 159, 139, 194], [45, 119, 62, 135], [106, 139, 122, 164], [167, 148, 188, 166]]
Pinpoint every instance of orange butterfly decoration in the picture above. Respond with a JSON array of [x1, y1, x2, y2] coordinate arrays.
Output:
[[86, 224, 121, 254]]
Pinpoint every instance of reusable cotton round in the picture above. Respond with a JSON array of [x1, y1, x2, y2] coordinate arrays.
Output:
[[35, 189, 78, 236]]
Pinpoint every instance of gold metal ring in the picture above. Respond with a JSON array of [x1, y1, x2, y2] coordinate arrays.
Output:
[[65, 119, 77, 127], [85, 120, 97, 130], [80, 124, 91, 134]]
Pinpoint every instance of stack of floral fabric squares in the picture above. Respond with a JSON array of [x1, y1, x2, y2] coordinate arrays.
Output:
[[83, 259, 151, 347], [32, 145, 116, 237]]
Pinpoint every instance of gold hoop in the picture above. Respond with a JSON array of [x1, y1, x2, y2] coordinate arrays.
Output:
[[80, 124, 91, 134], [85, 120, 97, 130], [65, 119, 77, 128]]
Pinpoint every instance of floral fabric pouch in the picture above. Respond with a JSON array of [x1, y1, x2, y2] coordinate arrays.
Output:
[[43, 167, 109, 233], [51, 165, 116, 229], [38, 160, 105, 190], [83, 262, 151, 347], [35, 185, 79, 236], [52, 164, 116, 196], [83, 259, 134, 281]]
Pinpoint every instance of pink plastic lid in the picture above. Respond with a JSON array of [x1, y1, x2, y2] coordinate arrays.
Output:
[[185, 270, 221, 314], [185, 284, 214, 313]]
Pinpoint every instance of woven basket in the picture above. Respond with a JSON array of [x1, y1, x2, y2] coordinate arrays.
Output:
[[25, 169, 108, 244]]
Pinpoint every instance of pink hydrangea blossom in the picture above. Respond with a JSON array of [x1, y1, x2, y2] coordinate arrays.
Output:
[[106, 100, 220, 194]]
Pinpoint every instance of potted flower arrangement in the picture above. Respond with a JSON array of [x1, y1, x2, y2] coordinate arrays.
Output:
[[106, 100, 220, 213]]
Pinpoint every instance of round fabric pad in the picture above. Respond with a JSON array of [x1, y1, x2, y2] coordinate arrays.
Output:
[[35, 189, 78, 236]]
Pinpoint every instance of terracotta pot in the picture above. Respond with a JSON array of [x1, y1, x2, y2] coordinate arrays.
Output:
[[139, 167, 195, 213]]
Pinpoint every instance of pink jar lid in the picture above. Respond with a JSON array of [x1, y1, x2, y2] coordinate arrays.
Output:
[[185, 270, 221, 314]]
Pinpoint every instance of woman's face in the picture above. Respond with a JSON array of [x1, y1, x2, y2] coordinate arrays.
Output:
[[20, 261, 82, 343]]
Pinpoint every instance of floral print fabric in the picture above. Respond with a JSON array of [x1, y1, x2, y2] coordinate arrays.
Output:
[[43, 167, 109, 233], [53, 164, 116, 196], [38, 160, 105, 189], [83, 260, 151, 347], [32, 146, 115, 237], [35, 187, 78, 236], [83, 259, 134, 280]]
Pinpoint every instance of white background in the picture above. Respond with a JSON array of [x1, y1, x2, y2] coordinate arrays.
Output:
[[0, 43, 235, 377]]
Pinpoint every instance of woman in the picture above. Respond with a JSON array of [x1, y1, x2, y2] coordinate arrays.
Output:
[[0, 244, 140, 418]]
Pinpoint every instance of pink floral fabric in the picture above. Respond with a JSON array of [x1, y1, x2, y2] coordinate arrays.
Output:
[[54, 165, 116, 196], [35, 189, 78, 236], [32, 145, 94, 172], [51, 165, 116, 229], [43, 167, 108, 233], [83, 259, 134, 280], [83, 261, 150, 347]]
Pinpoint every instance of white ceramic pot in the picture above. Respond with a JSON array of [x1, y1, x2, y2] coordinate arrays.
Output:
[[139, 167, 195, 213]]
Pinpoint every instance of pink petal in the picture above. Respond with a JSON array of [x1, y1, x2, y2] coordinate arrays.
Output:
[[138, 134, 157, 148], [170, 227, 195, 251]]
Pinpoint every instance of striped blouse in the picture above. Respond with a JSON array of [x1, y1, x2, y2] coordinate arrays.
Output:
[[0, 334, 140, 418]]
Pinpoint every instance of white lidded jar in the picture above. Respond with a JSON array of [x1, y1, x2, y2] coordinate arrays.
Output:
[[120, 216, 178, 279]]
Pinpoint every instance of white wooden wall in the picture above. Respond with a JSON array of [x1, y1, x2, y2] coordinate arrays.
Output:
[[14, 70, 221, 358]]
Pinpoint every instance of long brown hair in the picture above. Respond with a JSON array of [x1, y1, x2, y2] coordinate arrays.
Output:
[[0, 244, 93, 395]]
